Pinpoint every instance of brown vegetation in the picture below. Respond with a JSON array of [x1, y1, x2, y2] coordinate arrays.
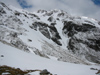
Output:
[[0, 65, 29, 75], [0, 65, 53, 75]]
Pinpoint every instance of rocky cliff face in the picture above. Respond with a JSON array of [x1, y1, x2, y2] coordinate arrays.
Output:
[[0, 2, 100, 64]]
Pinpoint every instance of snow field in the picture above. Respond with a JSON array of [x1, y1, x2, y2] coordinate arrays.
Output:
[[0, 42, 100, 75]]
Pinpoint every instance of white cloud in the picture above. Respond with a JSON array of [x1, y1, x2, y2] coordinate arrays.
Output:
[[1, 0, 100, 20]]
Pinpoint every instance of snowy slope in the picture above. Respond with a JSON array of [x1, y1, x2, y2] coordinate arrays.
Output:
[[0, 2, 100, 64], [0, 42, 100, 75]]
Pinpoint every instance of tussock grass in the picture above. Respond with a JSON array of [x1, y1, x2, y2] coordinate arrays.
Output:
[[0, 65, 29, 75], [0, 65, 43, 75]]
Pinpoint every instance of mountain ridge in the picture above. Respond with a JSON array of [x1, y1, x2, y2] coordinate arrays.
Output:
[[0, 2, 100, 64]]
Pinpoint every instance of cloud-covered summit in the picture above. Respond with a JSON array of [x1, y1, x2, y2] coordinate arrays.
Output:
[[1, 0, 100, 20]]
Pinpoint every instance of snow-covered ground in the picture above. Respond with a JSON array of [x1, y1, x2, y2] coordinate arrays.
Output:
[[0, 42, 100, 75]]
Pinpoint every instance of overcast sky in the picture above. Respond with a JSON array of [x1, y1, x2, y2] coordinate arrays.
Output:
[[1, 0, 100, 20]]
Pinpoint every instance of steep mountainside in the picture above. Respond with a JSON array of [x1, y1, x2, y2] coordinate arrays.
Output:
[[0, 2, 100, 64]]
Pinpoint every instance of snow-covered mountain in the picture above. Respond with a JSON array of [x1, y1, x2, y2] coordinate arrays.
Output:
[[0, 2, 100, 64]]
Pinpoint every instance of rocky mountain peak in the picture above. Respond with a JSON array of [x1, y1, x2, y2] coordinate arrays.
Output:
[[0, 2, 100, 64]]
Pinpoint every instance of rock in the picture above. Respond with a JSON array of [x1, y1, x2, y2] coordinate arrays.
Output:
[[1, 55, 4, 57], [40, 69, 50, 75]]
